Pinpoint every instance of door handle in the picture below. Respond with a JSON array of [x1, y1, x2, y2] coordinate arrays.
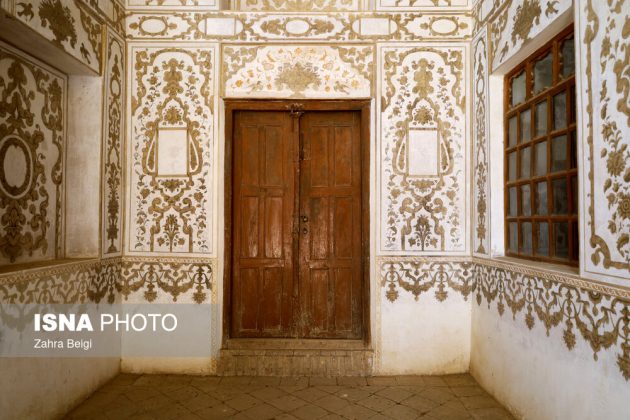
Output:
[[301, 216, 308, 223]]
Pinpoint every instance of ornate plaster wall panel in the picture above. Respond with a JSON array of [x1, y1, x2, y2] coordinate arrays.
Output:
[[235, 0, 359, 11], [376, 0, 469, 11], [489, 0, 571, 71], [379, 257, 474, 301], [474, 259, 630, 381], [0, 42, 66, 265], [127, 44, 217, 255], [8, 0, 103, 73], [120, 257, 215, 304], [124, 12, 473, 41], [102, 29, 124, 257], [377, 44, 468, 254], [222, 44, 373, 98], [472, 27, 490, 256], [576, 0, 630, 283]]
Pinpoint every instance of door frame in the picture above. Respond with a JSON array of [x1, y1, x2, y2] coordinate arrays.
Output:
[[223, 99, 371, 345]]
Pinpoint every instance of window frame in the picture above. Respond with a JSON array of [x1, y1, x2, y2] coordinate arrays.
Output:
[[503, 25, 578, 267]]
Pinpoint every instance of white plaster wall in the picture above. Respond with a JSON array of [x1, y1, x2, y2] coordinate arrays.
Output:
[[65, 76, 102, 258], [471, 302, 629, 420], [379, 293, 471, 374], [0, 358, 119, 420]]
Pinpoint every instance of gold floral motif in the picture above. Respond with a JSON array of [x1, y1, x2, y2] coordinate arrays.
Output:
[[103, 32, 124, 255], [0, 46, 65, 264], [473, 30, 489, 255], [510, 0, 541, 44], [77, 5, 102, 67], [38, 0, 77, 48], [275, 63, 321, 96], [223, 45, 373, 99], [120, 258, 213, 304], [380, 259, 474, 302]]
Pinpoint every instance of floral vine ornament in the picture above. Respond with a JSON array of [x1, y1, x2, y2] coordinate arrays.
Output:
[[38, 0, 77, 48], [511, 0, 542, 44], [275, 63, 321, 96]]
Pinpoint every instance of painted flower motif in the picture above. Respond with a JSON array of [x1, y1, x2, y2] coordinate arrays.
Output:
[[163, 106, 181, 124], [606, 150, 626, 176], [619, 193, 630, 220]]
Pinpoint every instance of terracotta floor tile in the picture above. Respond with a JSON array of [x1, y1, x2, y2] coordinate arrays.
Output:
[[65, 375, 515, 420]]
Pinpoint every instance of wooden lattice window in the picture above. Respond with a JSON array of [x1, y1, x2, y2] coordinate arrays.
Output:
[[504, 25, 578, 266]]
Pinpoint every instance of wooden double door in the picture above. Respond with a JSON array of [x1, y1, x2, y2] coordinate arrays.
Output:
[[228, 103, 367, 340]]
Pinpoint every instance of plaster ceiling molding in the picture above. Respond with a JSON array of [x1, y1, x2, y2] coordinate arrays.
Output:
[[378, 44, 468, 255], [472, 27, 490, 257], [119, 257, 215, 304], [379, 257, 474, 302], [490, 0, 571, 71], [128, 44, 217, 255], [12, 0, 103, 73], [234, 0, 360, 12], [577, 0, 630, 283], [102, 30, 124, 257], [474, 261, 630, 381], [375, 0, 469, 12], [222, 44, 373, 98], [0, 42, 66, 265]]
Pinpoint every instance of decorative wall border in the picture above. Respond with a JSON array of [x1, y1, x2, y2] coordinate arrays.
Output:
[[0, 256, 216, 304], [120, 256, 216, 303], [0, 258, 119, 304], [124, 12, 473, 41], [378, 257, 474, 302], [377, 256, 629, 381], [474, 260, 630, 380]]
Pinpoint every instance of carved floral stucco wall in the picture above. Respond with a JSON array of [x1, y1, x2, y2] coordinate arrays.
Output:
[[0, 41, 66, 265], [576, 0, 630, 282], [378, 44, 468, 254]]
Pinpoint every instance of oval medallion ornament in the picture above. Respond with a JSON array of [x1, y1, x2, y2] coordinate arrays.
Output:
[[430, 18, 459, 36], [139, 17, 169, 36], [285, 19, 310, 35], [0, 137, 32, 198]]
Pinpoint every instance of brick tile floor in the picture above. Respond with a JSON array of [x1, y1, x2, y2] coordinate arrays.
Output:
[[65, 374, 514, 420]]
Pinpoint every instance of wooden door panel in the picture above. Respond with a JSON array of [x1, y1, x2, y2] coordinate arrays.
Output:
[[299, 111, 363, 339], [230, 107, 365, 340], [232, 111, 295, 337]]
